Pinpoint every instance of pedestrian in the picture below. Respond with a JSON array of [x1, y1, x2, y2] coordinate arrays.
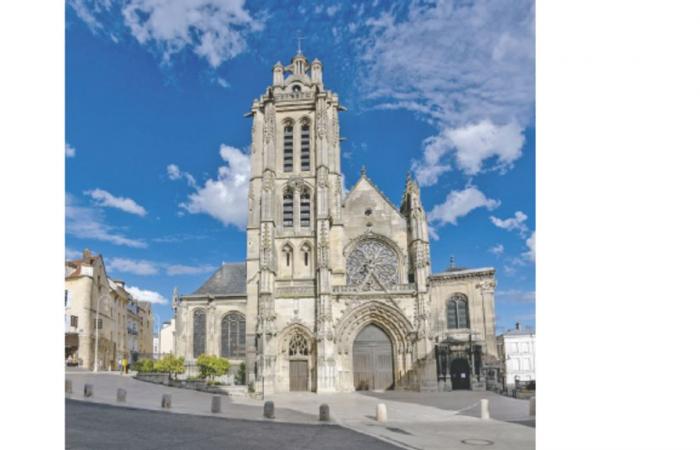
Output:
[[118, 358, 123, 374], [125, 360, 129, 374]]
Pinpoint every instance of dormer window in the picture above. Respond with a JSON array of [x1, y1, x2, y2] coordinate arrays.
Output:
[[292, 85, 302, 93]]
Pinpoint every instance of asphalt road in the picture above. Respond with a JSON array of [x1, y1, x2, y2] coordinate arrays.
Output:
[[66, 400, 401, 450]]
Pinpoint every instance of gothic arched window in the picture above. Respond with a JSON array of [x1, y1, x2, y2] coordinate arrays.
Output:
[[300, 188, 311, 227], [447, 294, 469, 329], [288, 334, 309, 357], [283, 188, 293, 227], [300, 122, 310, 171], [221, 312, 245, 358], [283, 124, 293, 172], [301, 243, 311, 267], [193, 309, 206, 357]]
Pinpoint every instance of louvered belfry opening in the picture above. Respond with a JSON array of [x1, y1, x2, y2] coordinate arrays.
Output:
[[283, 189, 293, 227], [300, 189, 311, 227], [300, 123, 310, 171], [283, 125, 293, 172]]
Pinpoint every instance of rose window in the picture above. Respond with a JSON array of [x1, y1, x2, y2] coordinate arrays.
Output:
[[346, 239, 399, 290]]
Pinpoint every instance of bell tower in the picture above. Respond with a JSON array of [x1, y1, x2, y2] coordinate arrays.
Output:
[[245, 50, 344, 394]]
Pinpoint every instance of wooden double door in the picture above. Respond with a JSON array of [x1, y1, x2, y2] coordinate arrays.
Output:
[[289, 360, 309, 391], [353, 324, 394, 391]]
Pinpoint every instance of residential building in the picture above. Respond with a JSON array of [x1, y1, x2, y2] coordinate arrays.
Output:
[[497, 322, 536, 388], [65, 249, 118, 370], [159, 320, 175, 355]]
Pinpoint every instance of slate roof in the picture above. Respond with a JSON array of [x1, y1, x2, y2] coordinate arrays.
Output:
[[191, 263, 247, 296]]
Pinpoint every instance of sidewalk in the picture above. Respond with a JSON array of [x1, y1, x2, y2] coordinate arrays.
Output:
[[66, 373, 535, 450], [65, 372, 315, 424], [235, 392, 535, 450]]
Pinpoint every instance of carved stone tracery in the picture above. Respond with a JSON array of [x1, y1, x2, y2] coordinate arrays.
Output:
[[346, 239, 399, 290]]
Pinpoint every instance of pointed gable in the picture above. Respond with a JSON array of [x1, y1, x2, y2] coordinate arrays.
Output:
[[343, 174, 408, 246]]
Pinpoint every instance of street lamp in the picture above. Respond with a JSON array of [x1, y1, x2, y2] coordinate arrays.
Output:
[[93, 294, 110, 372]]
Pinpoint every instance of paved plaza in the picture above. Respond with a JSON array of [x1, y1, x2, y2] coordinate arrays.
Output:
[[65, 372, 535, 450], [66, 400, 400, 450]]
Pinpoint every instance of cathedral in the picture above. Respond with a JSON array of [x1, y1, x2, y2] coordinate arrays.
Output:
[[172, 51, 498, 394]]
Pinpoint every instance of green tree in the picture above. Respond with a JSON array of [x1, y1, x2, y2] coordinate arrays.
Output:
[[195, 354, 230, 381], [235, 362, 246, 385], [154, 354, 185, 378]]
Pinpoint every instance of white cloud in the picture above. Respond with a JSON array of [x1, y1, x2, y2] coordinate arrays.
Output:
[[66, 194, 147, 248], [326, 4, 341, 17], [125, 285, 168, 304], [167, 164, 196, 187], [489, 244, 504, 256], [415, 120, 525, 185], [358, 0, 534, 196], [179, 144, 250, 230], [166, 264, 217, 276], [427, 185, 500, 228], [65, 143, 77, 158], [523, 230, 535, 262], [490, 210, 528, 236], [360, 0, 534, 128], [84, 188, 147, 216], [68, 0, 112, 32], [215, 76, 231, 88], [107, 257, 159, 275], [121, 0, 264, 68], [497, 289, 535, 303]]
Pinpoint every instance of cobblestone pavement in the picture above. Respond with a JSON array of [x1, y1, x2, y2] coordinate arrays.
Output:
[[66, 400, 401, 450]]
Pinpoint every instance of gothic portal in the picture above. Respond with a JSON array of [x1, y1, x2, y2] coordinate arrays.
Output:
[[172, 51, 499, 393]]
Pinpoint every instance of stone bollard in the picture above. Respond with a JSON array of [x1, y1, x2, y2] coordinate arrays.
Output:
[[376, 403, 387, 423], [65, 380, 72, 395], [211, 396, 222, 413], [529, 396, 536, 417], [263, 401, 275, 419], [84, 384, 93, 398], [161, 394, 172, 409], [319, 404, 330, 422], [480, 399, 490, 420], [117, 388, 127, 402]]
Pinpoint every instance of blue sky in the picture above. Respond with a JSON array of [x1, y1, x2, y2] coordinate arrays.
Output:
[[65, 0, 535, 334]]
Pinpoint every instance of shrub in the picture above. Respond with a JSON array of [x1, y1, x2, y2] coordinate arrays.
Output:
[[133, 359, 155, 373], [235, 362, 246, 385], [195, 354, 230, 381], [154, 354, 185, 378]]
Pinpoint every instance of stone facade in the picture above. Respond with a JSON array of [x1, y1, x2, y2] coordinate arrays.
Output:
[[172, 52, 497, 393], [65, 249, 154, 369]]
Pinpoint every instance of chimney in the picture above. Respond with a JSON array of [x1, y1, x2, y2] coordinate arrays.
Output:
[[515, 322, 521, 331]]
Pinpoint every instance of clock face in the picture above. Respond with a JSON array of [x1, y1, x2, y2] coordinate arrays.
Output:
[[346, 239, 399, 289]]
